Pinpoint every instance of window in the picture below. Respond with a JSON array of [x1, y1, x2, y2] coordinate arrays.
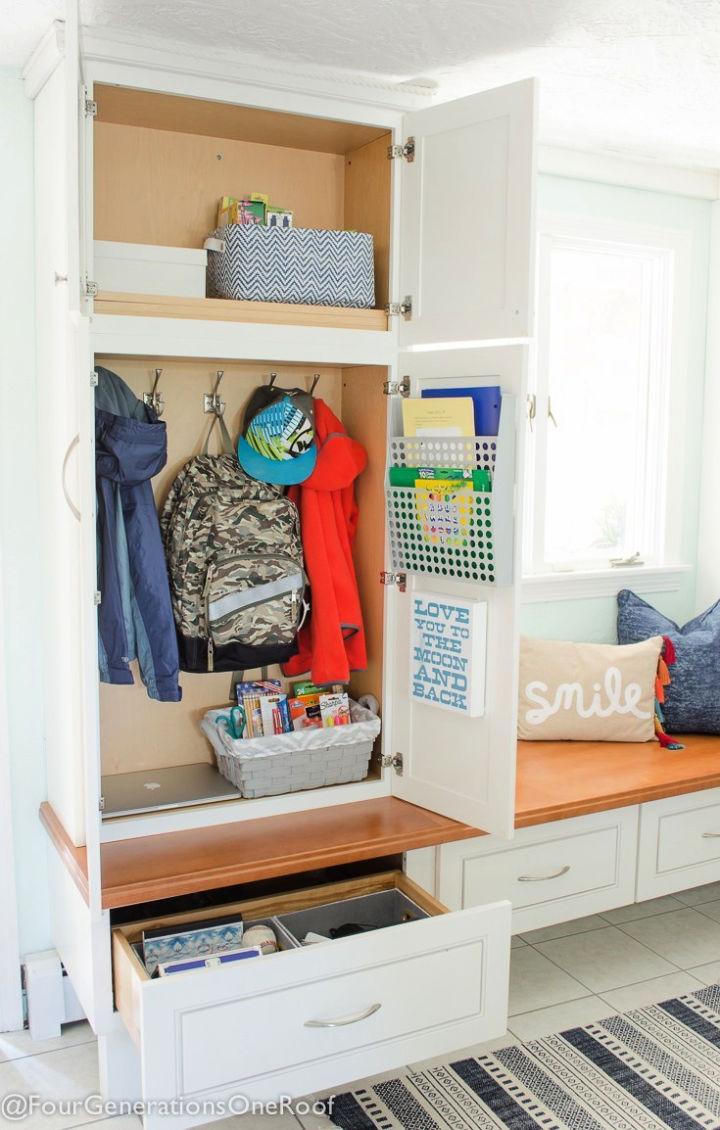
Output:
[[524, 214, 686, 590]]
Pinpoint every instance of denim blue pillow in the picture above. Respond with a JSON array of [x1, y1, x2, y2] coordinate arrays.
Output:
[[617, 589, 720, 734]]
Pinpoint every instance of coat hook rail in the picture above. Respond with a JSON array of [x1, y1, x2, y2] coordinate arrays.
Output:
[[144, 368, 164, 417], [204, 369, 226, 416]]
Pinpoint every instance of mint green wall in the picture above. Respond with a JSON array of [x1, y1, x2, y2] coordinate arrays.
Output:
[[0, 69, 50, 955], [521, 174, 711, 644]]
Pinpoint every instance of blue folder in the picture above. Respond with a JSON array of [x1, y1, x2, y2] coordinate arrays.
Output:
[[421, 385, 501, 436]]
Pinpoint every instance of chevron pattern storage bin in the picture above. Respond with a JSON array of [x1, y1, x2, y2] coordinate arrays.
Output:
[[206, 225, 375, 308]]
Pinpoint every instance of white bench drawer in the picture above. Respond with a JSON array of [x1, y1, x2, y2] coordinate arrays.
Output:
[[637, 788, 720, 899], [113, 871, 510, 1130], [438, 808, 638, 933]]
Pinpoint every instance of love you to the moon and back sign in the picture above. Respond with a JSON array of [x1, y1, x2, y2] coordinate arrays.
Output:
[[410, 591, 487, 716]]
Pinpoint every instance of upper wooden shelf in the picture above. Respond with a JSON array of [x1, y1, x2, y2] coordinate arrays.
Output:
[[94, 292, 389, 333], [516, 733, 720, 827], [40, 798, 479, 910]]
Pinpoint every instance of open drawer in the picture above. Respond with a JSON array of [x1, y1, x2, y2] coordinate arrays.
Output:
[[112, 871, 510, 1128]]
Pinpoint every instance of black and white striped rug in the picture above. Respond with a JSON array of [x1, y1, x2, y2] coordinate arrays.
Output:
[[326, 983, 720, 1129]]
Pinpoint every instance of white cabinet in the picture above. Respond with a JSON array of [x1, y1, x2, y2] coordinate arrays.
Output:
[[637, 788, 720, 899], [438, 808, 639, 933], [33, 5, 537, 1116]]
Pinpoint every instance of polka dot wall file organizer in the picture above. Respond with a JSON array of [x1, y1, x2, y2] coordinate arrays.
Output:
[[386, 394, 516, 586]]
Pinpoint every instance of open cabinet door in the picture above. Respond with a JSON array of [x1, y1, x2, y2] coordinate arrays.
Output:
[[34, 1, 107, 1028], [399, 78, 537, 346], [386, 347, 528, 837]]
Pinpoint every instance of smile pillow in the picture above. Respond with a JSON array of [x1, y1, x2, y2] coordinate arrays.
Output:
[[518, 635, 663, 742]]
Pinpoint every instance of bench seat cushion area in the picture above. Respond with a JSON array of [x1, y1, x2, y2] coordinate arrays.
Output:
[[516, 733, 720, 828]]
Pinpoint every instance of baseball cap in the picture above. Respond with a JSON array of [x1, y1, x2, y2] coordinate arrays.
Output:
[[237, 386, 316, 485]]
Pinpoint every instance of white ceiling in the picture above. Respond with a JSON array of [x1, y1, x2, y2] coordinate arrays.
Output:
[[3, 0, 720, 169]]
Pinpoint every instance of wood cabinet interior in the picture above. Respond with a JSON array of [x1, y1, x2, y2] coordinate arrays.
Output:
[[97, 357, 388, 794], [93, 85, 392, 307]]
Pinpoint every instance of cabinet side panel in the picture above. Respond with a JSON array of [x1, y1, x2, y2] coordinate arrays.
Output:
[[344, 134, 392, 308]]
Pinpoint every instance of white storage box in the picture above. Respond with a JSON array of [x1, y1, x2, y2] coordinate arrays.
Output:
[[93, 241, 207, 297]]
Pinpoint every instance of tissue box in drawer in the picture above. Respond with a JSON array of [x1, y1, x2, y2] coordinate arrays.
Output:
[[94, 241, 208, 298], [205, 225, 375, 309]]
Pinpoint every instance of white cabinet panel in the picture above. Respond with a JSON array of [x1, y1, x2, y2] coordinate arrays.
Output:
[[439, 808, 639, 933], [400, 79, 537, 346], [637, 788, 720, 900], [388, 348, 527, 836]]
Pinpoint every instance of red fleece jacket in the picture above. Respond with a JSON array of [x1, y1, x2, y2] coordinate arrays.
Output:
[[283, 399, 368, 684]]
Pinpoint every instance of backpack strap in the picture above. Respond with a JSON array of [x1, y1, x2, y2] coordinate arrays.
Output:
[[202, 413, 235, 457]]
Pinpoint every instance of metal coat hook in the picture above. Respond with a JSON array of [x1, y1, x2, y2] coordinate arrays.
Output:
[[309, 373, 320, 396], [144, 368, 164, 417], [547, 396, 559, 427], [204, 370, 226, 416], [267, 372, 277, 387]]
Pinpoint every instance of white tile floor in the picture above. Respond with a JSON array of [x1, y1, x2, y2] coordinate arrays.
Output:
[[2, 882, 720, 1130]]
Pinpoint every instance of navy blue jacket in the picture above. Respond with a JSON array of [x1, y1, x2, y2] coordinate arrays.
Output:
[[95, 367, 181, 702]]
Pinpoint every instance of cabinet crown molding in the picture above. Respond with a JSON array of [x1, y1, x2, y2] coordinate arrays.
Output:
[[23, 20, 65, 100]]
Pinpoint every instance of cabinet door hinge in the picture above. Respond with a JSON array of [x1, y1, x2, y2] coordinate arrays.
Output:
[[99, 796, 105, 813], [387, 137, 415, 163], [380, 571, 407, 592], [382, 374, 410, 398], [84, 98, 97, 118], [385, 296, 412, 320], [90, 370, 99, 387], [381, 753, 404, 775], [84, 277, 98, 298], [93, 591, 102, 606]]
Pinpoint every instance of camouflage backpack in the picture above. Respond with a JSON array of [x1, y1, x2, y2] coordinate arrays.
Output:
[[160, 416, 307, 674]]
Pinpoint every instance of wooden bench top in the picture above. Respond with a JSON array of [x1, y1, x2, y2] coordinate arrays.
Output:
[[516, 733, 720, 827], [41, 733, 720, 909]]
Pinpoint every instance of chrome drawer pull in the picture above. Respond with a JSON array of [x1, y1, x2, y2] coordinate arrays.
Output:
[[518, 865, 571, 882], [701, 831, 720, 838], [305, 1002, 381, 1028]]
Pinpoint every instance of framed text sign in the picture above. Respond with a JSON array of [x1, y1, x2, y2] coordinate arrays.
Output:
[[410, 591, 487, 716]]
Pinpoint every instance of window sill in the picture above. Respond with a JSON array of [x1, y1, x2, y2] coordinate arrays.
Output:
[[521, 564, 692, 603]]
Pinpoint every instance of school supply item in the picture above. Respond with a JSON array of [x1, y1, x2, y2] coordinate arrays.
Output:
[[283, 399, 368, 685], [237, 384, 317, 486], [402, 397, 474, 437], [421, 384, 502, 435], [291, 680, 345, 696], [160, 420, 306, 673], [215, 706, 245, 740], [266, 206, 293, 229], [260, 693, 289, 736], [158, 945, 263, 976], [289, 695, 323, 730], [235, 679, 283, 704], [415, 478, 474, 544], [388, 466, 492, 491], [142, 914, 245, 976], [320, 692, 351, 727]]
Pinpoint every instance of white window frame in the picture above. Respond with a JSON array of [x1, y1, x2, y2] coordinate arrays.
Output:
[[523, 211, 693, 602]]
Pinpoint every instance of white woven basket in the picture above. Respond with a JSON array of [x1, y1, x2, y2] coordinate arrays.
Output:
[[201, 701, 381, 799]]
